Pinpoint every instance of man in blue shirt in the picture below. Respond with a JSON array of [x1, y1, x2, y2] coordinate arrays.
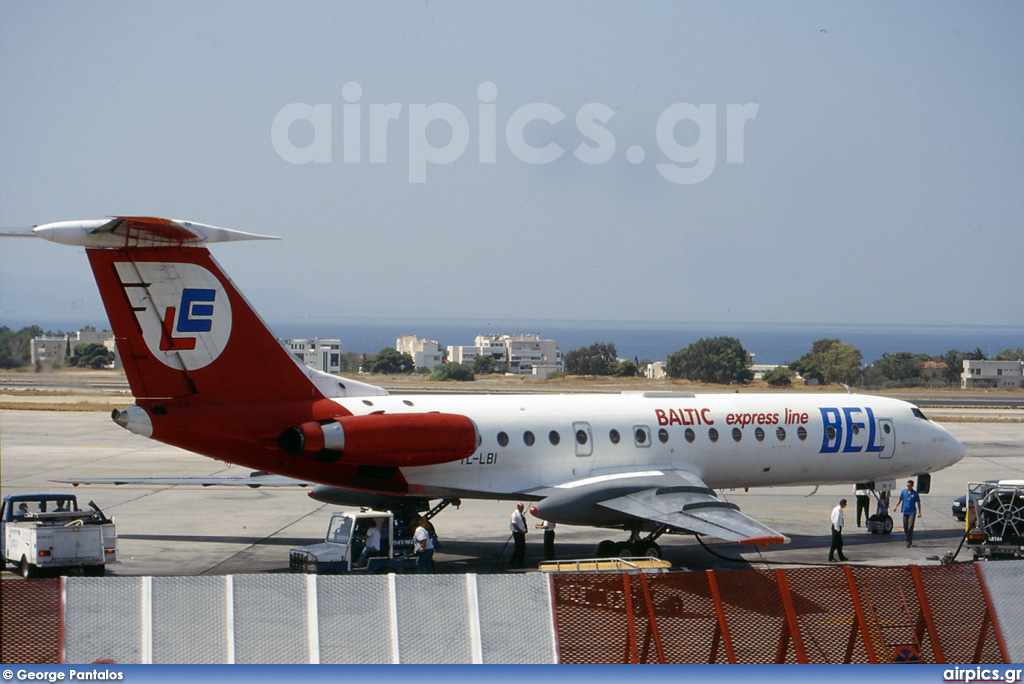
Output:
[[893, 480, 922, 547]]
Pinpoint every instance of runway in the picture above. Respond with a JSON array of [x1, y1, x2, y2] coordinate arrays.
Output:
[[2, 408, 1023, 577]]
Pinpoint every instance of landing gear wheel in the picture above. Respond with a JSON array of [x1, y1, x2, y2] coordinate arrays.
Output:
[[596, 540, 617, 558], [614, 541, 633, 558], [881, 515, 893, 535], [636, 540, 662, 559]]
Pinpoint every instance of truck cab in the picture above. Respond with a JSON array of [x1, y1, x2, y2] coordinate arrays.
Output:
[[290, 510, 415, 575]]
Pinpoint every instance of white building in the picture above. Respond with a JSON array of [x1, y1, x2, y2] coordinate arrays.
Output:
[[646, 361, 667, 379], [283, 338, 342, 373], [448, 334, 562, 376], [961, 359, 1024, 389], [396, 335, 443, 371], [31, 329, 120, 370], [751, 364, 785, 381]]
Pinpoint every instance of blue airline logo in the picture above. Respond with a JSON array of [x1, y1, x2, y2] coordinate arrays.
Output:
[[176, 288, 216, 333], [819, 407, 884, 453]]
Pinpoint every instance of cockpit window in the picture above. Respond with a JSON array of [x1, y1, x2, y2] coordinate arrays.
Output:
[[912, 408, 929, 420]]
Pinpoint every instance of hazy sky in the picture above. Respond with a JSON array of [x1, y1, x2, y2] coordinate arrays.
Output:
[[2, 2, 1022, 331]]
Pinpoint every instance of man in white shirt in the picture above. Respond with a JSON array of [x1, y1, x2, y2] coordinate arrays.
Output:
[[535, 515, 556, 561], [413, 515, 434, 574], [509, 502, 528, 568], [354, 521, 382, 568], [829, 498, 848, 562]]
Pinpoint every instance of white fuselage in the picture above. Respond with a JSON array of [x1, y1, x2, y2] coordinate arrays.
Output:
[[327, 391, 964, 499]]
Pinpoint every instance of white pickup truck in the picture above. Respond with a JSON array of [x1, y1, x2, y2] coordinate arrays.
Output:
[[2, 494, 118, 578]]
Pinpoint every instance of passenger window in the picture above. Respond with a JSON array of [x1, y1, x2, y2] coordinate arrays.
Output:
[[755, 427, 765, 441], [575, 430, 588, 445], [708, 428, 719, 443], [776, 427, 786, 441], [633, 426, 651, 448], [732, 428, 742, 442], [497, 432, 509, 447], [549, 430, 561, 445], [685, 428, 695, 443], [658, 428, 669, 444], [797, 426, 807, 441], [523, 431, 535, 446], [609, 429, 620, 444]]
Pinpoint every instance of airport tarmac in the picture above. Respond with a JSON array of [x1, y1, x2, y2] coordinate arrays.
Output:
[[2, 407, 1023, 578]]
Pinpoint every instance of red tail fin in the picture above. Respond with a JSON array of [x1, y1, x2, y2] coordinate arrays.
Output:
[[86, 236, 322, 404]]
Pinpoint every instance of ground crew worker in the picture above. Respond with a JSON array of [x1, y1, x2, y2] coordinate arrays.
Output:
[[414, 515, 435, 574], [509, 502, 528, 568], [854, 485, 871, 527], [893, 480, 922, 547], [534, 514, 555, 561], [829, 499, 848, 562]]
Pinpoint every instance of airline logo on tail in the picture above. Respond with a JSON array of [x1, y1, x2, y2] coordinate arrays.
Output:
[[114, 262, 233, 370]]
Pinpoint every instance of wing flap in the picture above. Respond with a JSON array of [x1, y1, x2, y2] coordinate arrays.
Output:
[[596, 472, 789, 546]]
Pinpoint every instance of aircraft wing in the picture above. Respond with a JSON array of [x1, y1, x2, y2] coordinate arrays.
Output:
[[537, 469, 789, 547], [598, 476, 790, 547], [53, 472, 311, 488]]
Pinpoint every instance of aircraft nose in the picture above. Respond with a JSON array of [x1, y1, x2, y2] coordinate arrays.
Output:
[[937, 423, 966, 468], [951, 434, 967, 466]]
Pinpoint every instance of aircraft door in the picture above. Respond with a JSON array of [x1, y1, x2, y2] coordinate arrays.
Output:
[[876, 418, 895, 459], [573, 421, 593, 457]]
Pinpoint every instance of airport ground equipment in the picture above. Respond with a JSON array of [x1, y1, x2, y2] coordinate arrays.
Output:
[[289, 509, 415, 574], [1, 494, 117, 578], [965, 480, 1024, 559], [538, 557, 672, 574], [865, 485, 895, 535]]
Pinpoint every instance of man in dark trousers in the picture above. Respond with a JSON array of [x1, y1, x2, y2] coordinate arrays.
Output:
[[509, 502, 528, 569], [854, 486, 871, 527], [893, 480, 922, 547], [534, 512, 556, 561], [829, 498, 848, 562]]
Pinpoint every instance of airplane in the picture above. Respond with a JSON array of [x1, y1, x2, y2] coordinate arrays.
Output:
[[18, 216, 966, 558]]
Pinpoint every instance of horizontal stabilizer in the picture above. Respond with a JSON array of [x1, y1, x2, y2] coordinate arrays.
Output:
[[32, 217, 278, 248], [53, 472, 311, 488]]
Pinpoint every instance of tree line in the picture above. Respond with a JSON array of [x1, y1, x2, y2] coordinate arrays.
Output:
[[564, 336, 1023, 388]]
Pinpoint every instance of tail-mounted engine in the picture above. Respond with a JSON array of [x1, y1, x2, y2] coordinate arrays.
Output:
[[277, 412, 480, 467]]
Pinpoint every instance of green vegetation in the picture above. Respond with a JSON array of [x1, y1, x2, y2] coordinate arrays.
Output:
[[473, 355, 498, 375], [367, 347, 414, 374], [666, 336, 753, 384], [789, 338, 863, 386], [762, 366, 793, 387], [429, 363, 475, 381], [0, 326, 41, 368], [994, 347, 1024, 361], [564, 342, 618, 375], [65, 343, 115, 369]]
